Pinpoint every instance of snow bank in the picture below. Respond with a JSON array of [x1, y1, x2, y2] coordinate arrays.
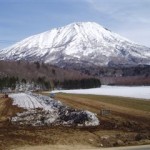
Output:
[[9, 92, 63, 110], [9, 92, 99, 127], [52, 86, 150, 100]]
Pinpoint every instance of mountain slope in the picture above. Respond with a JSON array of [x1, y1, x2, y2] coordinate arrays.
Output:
[[0, 22, 150, 67]]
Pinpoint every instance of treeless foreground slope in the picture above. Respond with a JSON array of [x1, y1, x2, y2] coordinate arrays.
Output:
[[0, 93, 150, 150]]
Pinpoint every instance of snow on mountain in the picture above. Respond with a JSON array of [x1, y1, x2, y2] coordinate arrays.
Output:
[[0, 22, 150, 66]]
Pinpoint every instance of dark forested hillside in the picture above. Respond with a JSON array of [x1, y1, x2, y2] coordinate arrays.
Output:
[[0, 60, 149, 87], [0, 60, 88, 81], [0, 60, 101, 90], [62, 63, 150, 85]]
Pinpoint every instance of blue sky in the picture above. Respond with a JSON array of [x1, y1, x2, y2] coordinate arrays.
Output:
[[0, 0, 150, 48]]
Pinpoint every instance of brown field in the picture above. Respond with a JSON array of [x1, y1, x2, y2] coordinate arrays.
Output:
[[0, 93, 150, 150], [55, 93, 150, 126]]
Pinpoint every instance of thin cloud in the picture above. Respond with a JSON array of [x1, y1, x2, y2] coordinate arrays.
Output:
[[85, 0, 150, 47], [0, 0, 150, 48], [86, 0, 150, 23]]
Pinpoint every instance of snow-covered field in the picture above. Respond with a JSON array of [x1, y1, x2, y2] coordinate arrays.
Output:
[[52, 86, 150, 100], [9, 92, 99, 126]]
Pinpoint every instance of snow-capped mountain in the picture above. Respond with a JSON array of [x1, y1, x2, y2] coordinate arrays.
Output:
[[0, 22, 150, 67]]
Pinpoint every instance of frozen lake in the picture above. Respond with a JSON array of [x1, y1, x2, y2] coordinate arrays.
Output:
[[53, 86, 150, 100]]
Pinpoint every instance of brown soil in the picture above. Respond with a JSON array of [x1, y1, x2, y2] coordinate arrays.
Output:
[[0, 95, 25, 127], [1, 126, 150, 150], [12, 144, 99, 150], [11, 144, 150, 150]]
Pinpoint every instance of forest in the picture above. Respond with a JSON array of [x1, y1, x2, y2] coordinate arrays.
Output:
[[0, 76, 101, 92]]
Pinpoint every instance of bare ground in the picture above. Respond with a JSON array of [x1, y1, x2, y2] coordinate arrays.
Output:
[[11, 144, 150, 150], [11, 145, 99, 150], [0, 93, 150, 150], [55, 93, 150, 131]]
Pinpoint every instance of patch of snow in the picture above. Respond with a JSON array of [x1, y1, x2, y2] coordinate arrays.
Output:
[[52, 86, 150, 100], [84, 111, 99, 126], [9, 93, 55, 110], [9, 92, 99, 126]]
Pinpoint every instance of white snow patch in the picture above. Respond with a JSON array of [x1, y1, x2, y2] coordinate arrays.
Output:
[[52, 86, 150, 100], [85, 111, 99, 126], [9, 92, 99, 126], [9, 92, 55, 110]]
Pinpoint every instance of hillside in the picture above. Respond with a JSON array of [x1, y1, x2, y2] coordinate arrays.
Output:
[[0, 60, 101, 90], [0, 60, 88, 81]]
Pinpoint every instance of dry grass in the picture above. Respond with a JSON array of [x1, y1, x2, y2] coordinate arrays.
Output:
[[56, 93, 150, 123], [54, 93, 150, 143], [74, 94, 150, 111], [0, 95, 25, 127]]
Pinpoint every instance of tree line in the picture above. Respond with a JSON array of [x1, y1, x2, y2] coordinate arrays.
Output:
[[0, 76, 51, 91], [60, 78, 101, 89], [0, 77, 18, 90], [0, 76, 101, 91]]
